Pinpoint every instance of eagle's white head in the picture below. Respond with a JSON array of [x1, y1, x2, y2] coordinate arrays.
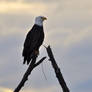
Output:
[[35, 16, 47, 26]]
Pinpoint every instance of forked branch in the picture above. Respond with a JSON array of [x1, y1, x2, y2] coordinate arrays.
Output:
[[14, 45, 69, 92]]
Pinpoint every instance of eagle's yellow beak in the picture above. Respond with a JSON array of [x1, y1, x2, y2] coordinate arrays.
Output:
[[42, 17, 47, 21]]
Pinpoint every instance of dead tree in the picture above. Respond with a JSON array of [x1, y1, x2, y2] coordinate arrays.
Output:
[[14, 45, 69, 92]]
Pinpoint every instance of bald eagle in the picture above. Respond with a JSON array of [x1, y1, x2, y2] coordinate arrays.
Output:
[[22, 16, 47, 65]]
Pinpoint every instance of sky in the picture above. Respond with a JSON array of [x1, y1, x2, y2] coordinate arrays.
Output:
[[0, 0, 92, 92]]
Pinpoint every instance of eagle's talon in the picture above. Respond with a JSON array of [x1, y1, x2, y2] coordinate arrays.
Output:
[[35, 50, 39, 55]]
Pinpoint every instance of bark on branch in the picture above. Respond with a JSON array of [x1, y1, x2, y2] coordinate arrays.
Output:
[[45, 45, 70, 92], [14, 57, 46, 92]]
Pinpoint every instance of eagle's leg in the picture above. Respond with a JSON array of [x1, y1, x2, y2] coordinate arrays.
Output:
[[26, 50, 39, 65]]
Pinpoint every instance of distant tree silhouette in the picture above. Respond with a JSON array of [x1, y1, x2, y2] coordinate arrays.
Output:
[[14, 45, 69, 92]]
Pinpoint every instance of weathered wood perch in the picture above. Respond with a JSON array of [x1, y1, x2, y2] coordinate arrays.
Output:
[[14, 45, 69, 92], [45, 46, 70, 92], [14, 57, 46, 92]]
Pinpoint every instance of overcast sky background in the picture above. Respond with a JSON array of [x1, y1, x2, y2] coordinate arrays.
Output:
[[0, 0, 92, 92]]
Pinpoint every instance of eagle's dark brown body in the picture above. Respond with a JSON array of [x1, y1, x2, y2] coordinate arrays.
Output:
[[22, 24, 44, 65]]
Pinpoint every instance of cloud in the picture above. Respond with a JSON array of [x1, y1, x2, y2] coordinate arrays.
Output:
[[20, 86, 60, 92], [45, 25, 92, 49], [0, 1, 58, 16], [0, 13, 34, 37], [0, 87, 12, 92], [0, 2, 47, 15], [63, 29, 92, 47]]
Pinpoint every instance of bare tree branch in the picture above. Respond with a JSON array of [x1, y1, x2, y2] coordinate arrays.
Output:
[[34, 57, 46, 67], [14, 56, 46, 92], [45, 45, 70, 92]]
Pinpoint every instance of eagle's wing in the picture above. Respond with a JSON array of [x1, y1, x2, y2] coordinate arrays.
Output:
[[22, 28, 41, 57], [28, 29, 41, 52], [22, 30, 32, 56]]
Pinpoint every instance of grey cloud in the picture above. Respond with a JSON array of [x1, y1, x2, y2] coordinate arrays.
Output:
[[0, 36, 30, 89], [0, 14, 33, 36], [74, 80, 92, 92]]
